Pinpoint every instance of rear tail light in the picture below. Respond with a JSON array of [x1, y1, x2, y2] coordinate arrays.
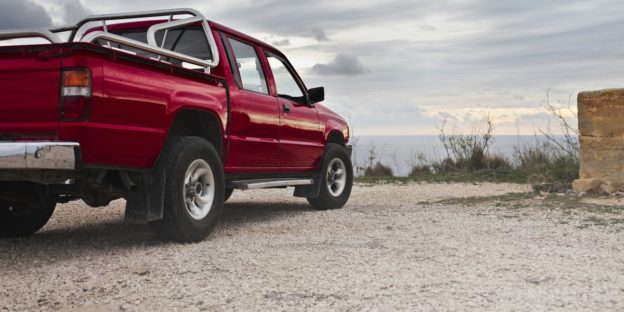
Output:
[[61, 69, 91, 120]]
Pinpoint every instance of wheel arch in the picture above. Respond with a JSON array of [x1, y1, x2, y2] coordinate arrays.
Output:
[[124, 107, 226, 224], [326, 130, 346, 147], [166, 108, 225, 156]]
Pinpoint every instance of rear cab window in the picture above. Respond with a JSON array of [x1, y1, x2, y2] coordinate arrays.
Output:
[[98, 27, 213, 69]]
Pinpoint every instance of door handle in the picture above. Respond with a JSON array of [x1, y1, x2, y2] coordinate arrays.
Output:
[[282, 103, 291, 113]]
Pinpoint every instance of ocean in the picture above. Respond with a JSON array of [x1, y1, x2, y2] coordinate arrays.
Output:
[[351, 135, 555, 176]]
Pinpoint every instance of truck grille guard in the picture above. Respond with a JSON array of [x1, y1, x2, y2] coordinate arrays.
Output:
[[0, 8, 220, 72]]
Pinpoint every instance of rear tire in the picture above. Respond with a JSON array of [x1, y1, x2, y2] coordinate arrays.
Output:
[[0, 198, 56, 238], [150, 137, 225, 242], [307, 144, 353, 210]]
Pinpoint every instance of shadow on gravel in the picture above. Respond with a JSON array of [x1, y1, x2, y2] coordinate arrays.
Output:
[[221, 201, 314, 228], [0, 201, 314, 264], [0, 221, 162, 264]]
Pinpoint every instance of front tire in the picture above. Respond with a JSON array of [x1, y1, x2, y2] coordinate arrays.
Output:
[[150, 137, 225, 242], [0, 198, 56, 238], [307, 144, 353, 210], [224, 188, 234, 202]]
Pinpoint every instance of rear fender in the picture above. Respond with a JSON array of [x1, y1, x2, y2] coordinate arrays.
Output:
[[125, 103, 228, 223]]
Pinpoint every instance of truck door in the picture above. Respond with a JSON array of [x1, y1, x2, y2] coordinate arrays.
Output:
[[222, 36, 280, 170], [265, 53, 324, 170]]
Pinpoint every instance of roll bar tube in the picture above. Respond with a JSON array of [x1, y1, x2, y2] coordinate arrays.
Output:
[[0, 8, 219, 68], [80, 31, 213, 72], [0, 29, 62, 44]]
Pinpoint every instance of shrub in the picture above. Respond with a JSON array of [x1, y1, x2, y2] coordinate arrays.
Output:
[[514, 141, 579, 191], [408, 164, 432, 177], [515, 142, 552, 175], [485, 153, 512, 170], [548, 154, 579, 188], [439, 114, 496, 172], [364, 162, 394, 177], [432, 157, 460, 174]]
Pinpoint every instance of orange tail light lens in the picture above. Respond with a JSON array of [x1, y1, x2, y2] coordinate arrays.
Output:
[[61, 69, 92, 120]]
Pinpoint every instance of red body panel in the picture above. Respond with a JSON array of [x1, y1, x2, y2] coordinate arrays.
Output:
[[0, 49, 62, 138], [225, 88, 281, 170], [0, 20, 350, 176]]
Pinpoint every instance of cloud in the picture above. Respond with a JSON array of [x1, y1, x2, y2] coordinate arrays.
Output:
[[217, 0, 434, 39], [58, 0, 92, 24], [311, 28, 329, 41], [33, 0, 92, 25], [271, 38, 290, 47], [0, 0, 52, 29], [419, 24, 436, 31], [3, 0, 624, 135], [312, 53, 371, 76]]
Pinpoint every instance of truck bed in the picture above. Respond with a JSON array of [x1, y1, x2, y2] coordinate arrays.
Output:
[[0, 43, 229, 169]]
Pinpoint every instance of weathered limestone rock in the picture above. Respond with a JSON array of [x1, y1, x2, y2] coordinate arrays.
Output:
[[578, 89, 624, 137], [572, 179, 602, 194], [578, 136, 624, 181], [574, 89, 624, 194]]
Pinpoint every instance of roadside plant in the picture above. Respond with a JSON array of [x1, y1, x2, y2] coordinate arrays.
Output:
[[438, 113, 496, 172], [365, 162, 394, 177]]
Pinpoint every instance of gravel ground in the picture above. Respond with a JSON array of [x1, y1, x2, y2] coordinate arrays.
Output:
[[2, 182, 624, 311]]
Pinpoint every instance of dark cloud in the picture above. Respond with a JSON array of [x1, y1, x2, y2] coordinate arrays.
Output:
[[311, 28, 329, 41], [0, 0, 52, 29], [218, 0, 434, 39], [312, 53, 371, 76], [58, 0, 93, 24], [271, 38, 290, 47]]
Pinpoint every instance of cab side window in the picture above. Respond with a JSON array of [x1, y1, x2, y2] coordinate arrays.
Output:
[[266, 53, 305, 102], [156, 28, 213, 61], [227, 38, 269, 94]]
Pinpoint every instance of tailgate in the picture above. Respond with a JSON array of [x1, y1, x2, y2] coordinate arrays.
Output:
[[0, 48, 62, 138]]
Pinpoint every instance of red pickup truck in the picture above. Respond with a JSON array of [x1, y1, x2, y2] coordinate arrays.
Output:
[[0, 8, 352, 242]]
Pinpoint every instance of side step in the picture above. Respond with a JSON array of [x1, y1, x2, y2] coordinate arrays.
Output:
[[229, 178, 313, 190]]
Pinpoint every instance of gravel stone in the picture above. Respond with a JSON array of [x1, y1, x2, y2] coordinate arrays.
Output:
[[2, 182, 624, 311]]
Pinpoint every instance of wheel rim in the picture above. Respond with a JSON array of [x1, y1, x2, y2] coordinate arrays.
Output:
[[326, 158, 347, 197], [183, 159, 215, 220]]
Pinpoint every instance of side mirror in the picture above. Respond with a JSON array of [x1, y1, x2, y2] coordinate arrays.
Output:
[[307, 87, 324, 104]]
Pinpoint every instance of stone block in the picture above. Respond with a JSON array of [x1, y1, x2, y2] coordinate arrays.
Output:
[[572, 179, 603, 194], [578, 89, 624, 137], [578, 136, 624, 180]]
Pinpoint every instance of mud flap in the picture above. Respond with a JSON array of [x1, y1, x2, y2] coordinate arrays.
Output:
[[293, 155, 328, 199], [124, 157, 166, 223], [293, 181, 320, 198]]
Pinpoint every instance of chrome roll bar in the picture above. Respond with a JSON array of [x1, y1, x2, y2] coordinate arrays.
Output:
[[145, 16, 219, 68], [0, 29, 62, 43], [146, 16, 203, 46], [68, 8, 203, 41], [80, 31, 213, 72], [0, 8, 219, 68]]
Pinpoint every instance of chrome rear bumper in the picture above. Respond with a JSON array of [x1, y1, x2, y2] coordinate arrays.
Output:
[[0, 142, 79, 170]]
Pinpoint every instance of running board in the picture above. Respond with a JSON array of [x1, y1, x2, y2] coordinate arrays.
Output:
[[229, 178, 314, 190]]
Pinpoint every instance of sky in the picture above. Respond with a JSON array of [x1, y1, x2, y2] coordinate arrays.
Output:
[[1, 0, 624, 135]]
